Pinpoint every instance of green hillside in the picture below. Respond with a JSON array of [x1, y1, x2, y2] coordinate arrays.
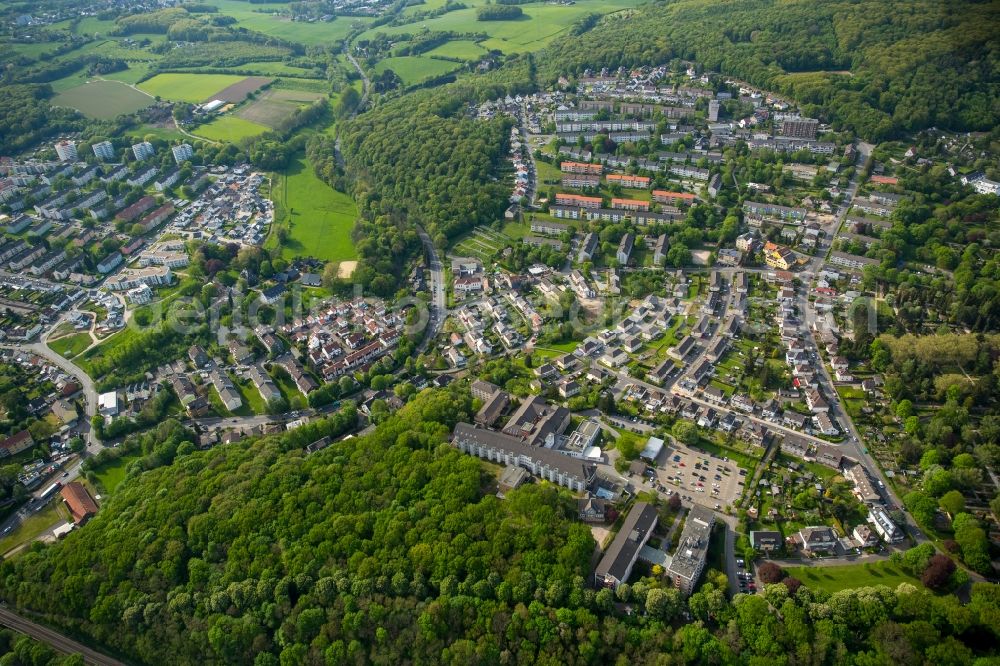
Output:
[[540, 0, 1000, 140]]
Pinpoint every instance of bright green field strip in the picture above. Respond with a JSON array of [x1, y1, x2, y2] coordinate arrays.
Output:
[[270, 155, 358, 263], [211, 0, 374, 46], [174, 60, 324, 79], [193, 116, 270, 142], [373, 56, 461, 85], [784, 562, 923, 593], [359, 0, 644, 52], [48, 333, 92, 358], [138, 73, 248, 103], [52, 80, 154, 119], [423, 39, 487, 61]]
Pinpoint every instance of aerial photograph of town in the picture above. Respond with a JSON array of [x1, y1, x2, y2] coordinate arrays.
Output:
[[0, 0, 997, 663]]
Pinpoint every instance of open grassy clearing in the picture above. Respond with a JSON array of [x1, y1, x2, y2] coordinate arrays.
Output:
[[212, 0, 374, 46], [92, 454, 142, 494], [52, 79, 154, 119], [48, 332, 92, 358], [359, 0, 644, 53], [138, 73, 249, 103], [784, 562, 923, 593], [192, 115, 270, 142], [423, 39, 487, 61], [269, 155, 358, 263], [373, 56, 462, 85]]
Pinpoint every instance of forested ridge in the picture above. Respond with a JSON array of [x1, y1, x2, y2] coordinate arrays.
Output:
[[1, 389, 999, 664], [312, 59, 536, 295], [539, 0, 999, 140]]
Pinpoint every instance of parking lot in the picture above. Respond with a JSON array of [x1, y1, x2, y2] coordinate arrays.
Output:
[[648, 441, 746, 511]]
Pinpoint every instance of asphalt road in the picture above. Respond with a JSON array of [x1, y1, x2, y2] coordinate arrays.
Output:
[[0, 606, 125, 666]]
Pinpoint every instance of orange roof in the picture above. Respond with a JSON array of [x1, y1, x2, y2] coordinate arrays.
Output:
[[611, 198, 648, 206], [608, 174, 650, 182], [60, 482, 98, 523], [870, 175, 898, 185], [557, 193, 602, 203], [653, 190, 695, 199]]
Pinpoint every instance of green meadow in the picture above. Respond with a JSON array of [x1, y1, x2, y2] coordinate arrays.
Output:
[[270, 155, 358, 263]]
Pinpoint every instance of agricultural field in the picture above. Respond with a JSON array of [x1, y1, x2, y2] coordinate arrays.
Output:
[[373, 56, 462, 86], [270, 155, 358, 263], [193, 116, 270, 142], [211, 76, 273, 103], [358, 0, 645, 54], [52, 79, 155, 119], [236, 88, 326, 129], [138, 73, 249, 103], [423, 39, 488, 61], [211, 0, 374, 47]]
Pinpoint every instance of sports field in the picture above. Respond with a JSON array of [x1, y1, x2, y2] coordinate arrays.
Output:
[[423, 39, 488, 61], [270, 155, 358, 263], [52, 80, 154, 119], [358, 0, 644, 53], [138, 73, 249, 103], [193, 116, 270, 142], [374, 56, 462, 86]]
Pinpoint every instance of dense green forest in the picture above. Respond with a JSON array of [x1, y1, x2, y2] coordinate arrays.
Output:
[[539, 0, 999, 140], [316, 61, 536, 295], [1, 389, 998, 664]]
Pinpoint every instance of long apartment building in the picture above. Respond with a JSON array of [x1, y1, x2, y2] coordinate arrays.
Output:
[[611, 198, 650, 212], [594, 502, 659, 589], [562, 174, 602, 189], [560, 161, 603, 175], [555, 193, 602, 209], [452, 422, 595, 492], [653, 190, 696, 205], [607, 174, 651, 189]]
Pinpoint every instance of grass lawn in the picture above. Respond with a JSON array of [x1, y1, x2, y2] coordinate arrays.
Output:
[[785, 561, 922, 593], [269, 368, 307, 411], [269, 154, 358, 262], [501, 222, 530, 240], [139, 73, 249, 103], [48, 332, 92, 358], [535, 159, 563, 186], [423, 39, 487, 61], [373, 56, 461, 86], [232, 373, 268, 415], [92, 454, 141, 494], [193, 116, 270, 142], [0, 500, 71, 555], [52, 79, 154, 119]]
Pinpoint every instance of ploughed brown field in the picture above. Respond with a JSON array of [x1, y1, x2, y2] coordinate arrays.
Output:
[[209, 76, 273, 103]]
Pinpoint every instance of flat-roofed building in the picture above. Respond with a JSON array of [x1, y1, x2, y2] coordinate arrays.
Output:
[[667, 506, 715, 595], [452, 422, 595, 492], [594, 502, 659, 589]]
